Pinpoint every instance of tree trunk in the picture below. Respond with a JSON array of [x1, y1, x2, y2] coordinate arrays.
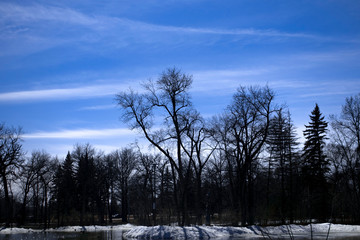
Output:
[[43, 184, 48, 230], [19, 192, 28, 226], [195, 174, 203, 225], [2, 174, 11, 227], [107, 194, 112, 224], [121, 181, 128, 223], [247, 171, 255, 225]]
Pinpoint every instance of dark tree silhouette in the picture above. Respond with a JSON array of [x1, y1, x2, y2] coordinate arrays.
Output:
[[214, 86, 276, 226], [329, 93, 360, 222], [103, 153, 119, 224], [266, 109, 299, 223], [183, 115, 215, 225], [111, 148, 137, 223], [302, 103, 329, 221], [116, 67, 196, 226], [72, 143, 97, 225], [53, 152, 76, 226], [18, 153, 38, 226], [4, 82, 360, 227], [0, 124, 24, 227]]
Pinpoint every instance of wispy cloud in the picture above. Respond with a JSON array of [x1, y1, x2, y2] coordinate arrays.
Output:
[[23, 128, 134, 139], [0, 2, 329, 57], [299, 84, 360, 98], [293, 50, 360, 63], [116, 18, 318, 39], [300, 91, 354, 98], [193, 68, 273, 78], [191, 68, 274, 94], [0, 84, 130, 102], [190, 67, 314, 95], [79, 104, 115, 111], [0, 3, 99, 28], [0, 3, 316, 38]]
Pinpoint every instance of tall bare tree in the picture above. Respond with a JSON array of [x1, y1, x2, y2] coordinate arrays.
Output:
[[209, 113, 239, 222], [18, 154, 38, 226], [330, 93, 360, 222], [116, 67, 197, 225], [111, 148, 137, 223], [183, 116, 215, 224], [226, 86, 276, 225], [0, 123, 24, 227]]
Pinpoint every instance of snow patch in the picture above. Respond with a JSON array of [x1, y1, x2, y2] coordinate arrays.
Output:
[[1, 223, 360, 239], [0, 227, 40, 234], [0, 224, 134, 234], [125, 225, 260, 239], [260, 223, 360, 236], [124, 223, 360, 239]]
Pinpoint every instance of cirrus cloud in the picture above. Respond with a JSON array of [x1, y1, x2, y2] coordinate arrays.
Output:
[[23, 128, 134, 139]]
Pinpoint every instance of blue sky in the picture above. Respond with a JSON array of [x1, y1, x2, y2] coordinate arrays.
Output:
[[1, 0, 360, 158]]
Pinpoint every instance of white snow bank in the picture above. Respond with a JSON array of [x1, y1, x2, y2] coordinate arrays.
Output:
[[124, 223, 360, 239], [48, 223, 134, 232], [0, 227, 40, 234], [0, 224, 134, 234], [125, 225, 262, 239], [260, 223, 360, 235], [1, 223, 360, 239]]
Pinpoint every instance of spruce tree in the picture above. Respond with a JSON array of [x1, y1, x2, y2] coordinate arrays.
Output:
[[61, 152, 76, 215], [303, 104, 329, 176], [267, 109, 299, 223], [302, 103, 329, 221], [54, 151, 76, 225]]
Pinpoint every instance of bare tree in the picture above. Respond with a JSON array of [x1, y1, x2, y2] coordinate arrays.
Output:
[[111, 148, 137, 223], [103, 153, 118, 224], [116, 67, 196, 225], [226, 86, 276, 225], [209, 113, 239, 222], [0, 123, 24, 227], [183, 116, 215, 224], [330, 93, 360, 222], [18, 154, 38, 226], [24, 150, 55, 229]]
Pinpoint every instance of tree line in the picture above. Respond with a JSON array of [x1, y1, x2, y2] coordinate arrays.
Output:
[[1, 67, 360, 228]]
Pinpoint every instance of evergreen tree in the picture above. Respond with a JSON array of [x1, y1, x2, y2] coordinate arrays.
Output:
[[53, 151, 76, 226], [267, 109, 299, 223], [303, 104, 329, 176], [61, 152, 76, 216], [302, 103, 329, 221], [72, 144, 97, 225]]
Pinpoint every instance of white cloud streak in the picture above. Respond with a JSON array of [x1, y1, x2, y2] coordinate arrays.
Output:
[[79, 104, 115, 111], [191, 68, 270, 95], [0, 3, 99, 28], [190, 67, 311, 95], [0, 84, 127, 102], [0, 2, 321, 40], [2, 2, 349, 59], [23, 128, 134, 139]]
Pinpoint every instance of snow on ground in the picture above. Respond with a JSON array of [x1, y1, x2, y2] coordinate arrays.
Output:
[[48, 223, 134, 232], [259, 223, 360, 235], [124, 225, 258, 239], [0, 227, 40, 234], [1, 223, 360, 239], [0, 223, 133, 234], [124, 223, 360, 239]]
